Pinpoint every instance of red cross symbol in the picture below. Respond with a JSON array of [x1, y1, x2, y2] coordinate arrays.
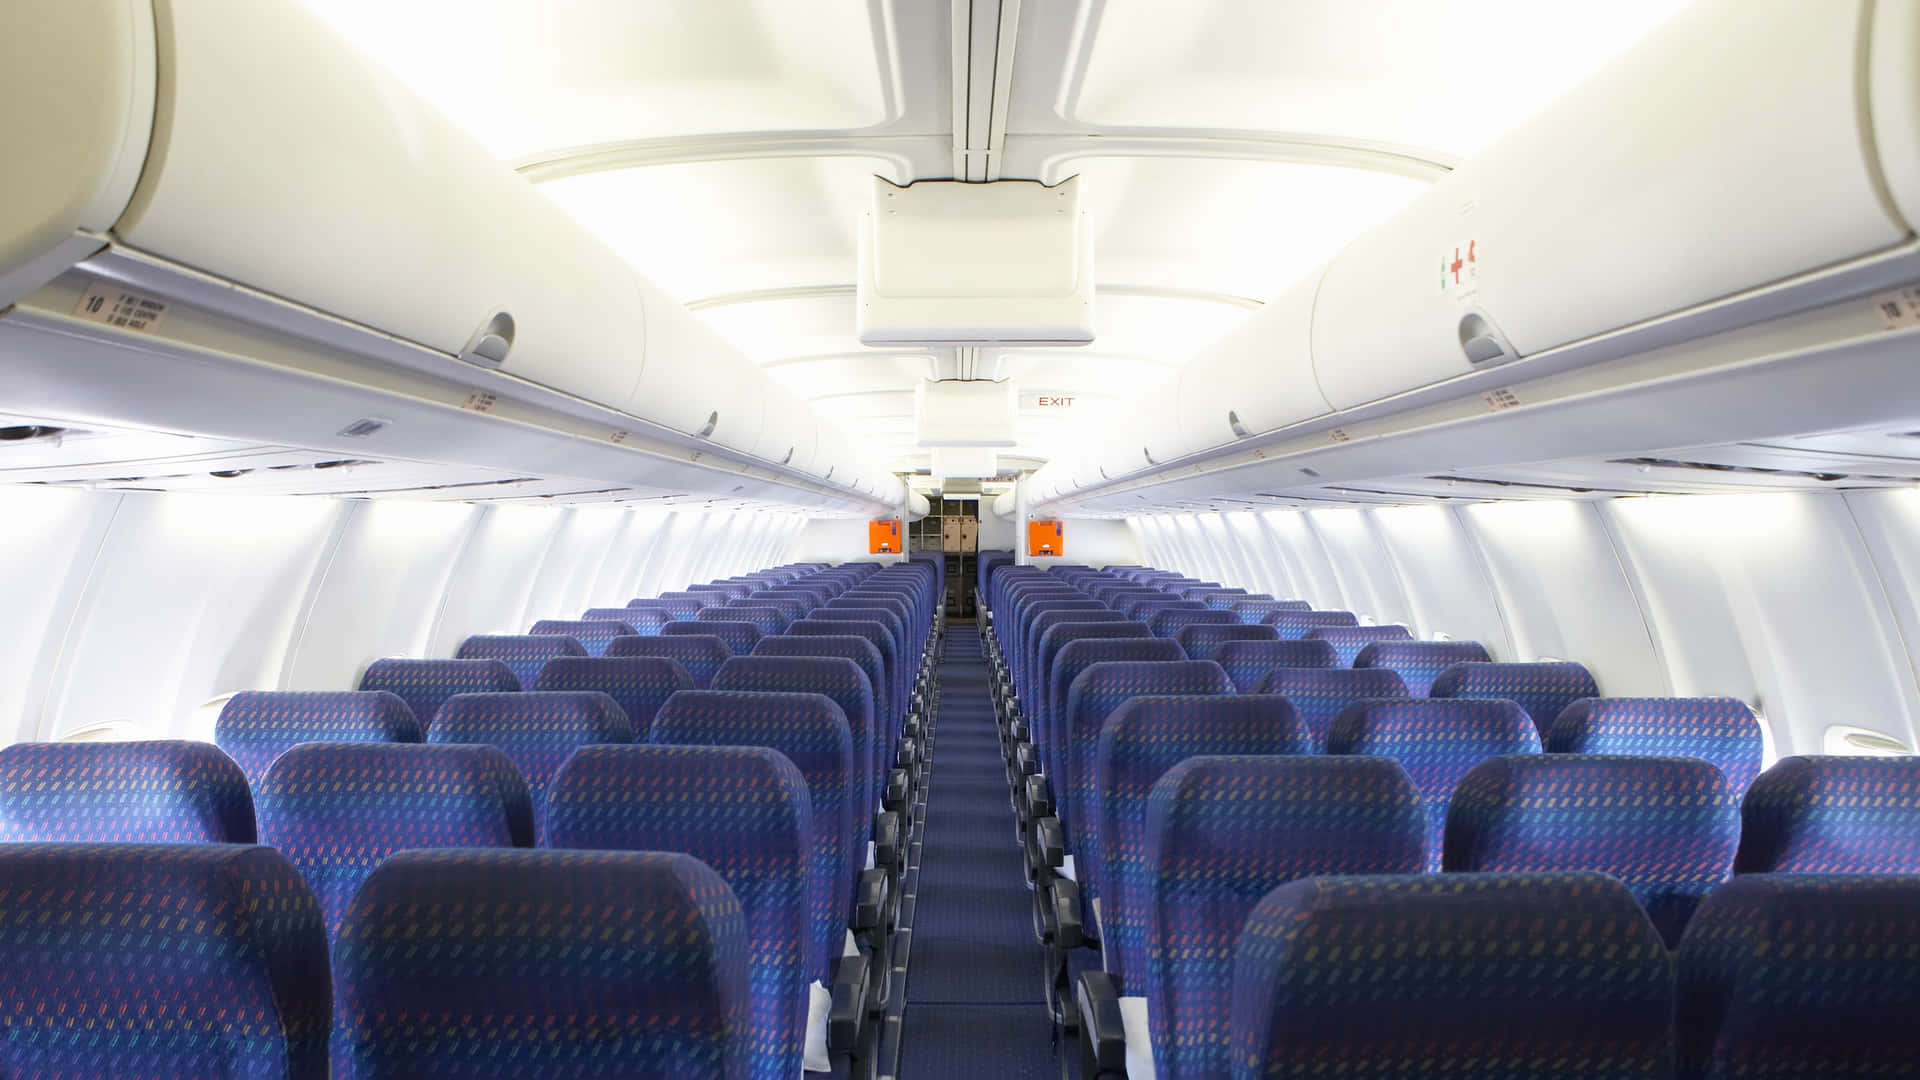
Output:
[[1450, 248, 1465, 284]]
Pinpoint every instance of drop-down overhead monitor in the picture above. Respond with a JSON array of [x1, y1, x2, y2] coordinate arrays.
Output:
[[857, 178, 1095, 346]]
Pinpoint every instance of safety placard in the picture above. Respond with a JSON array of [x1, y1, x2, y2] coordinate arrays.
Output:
[[73, 280, 169, 334], [1439, 240, 1479, 302], [1027, 520, 1063, 558], [868, 519, 902, 554]]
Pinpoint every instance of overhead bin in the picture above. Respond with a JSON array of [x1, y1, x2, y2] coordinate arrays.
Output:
[[0, 0, 884, 511], [1174, 268, 1329, 448], [1314, 0, 1910, 409]]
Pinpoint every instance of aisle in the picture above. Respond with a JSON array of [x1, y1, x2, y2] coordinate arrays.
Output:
[[896, 628, 1070, 1079]]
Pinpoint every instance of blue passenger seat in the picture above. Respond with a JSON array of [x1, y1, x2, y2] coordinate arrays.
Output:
[[0, 740, 256, 844], [427, 691, 630, 843], [1549, 696, 1765, 793], [357, 657, 520, 729], [532, 655, 694, 736], [455, 632, 588, 687], [215, 689, 421, 788]]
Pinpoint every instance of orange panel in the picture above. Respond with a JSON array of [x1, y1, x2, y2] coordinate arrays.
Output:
[[1028, 520, 1063, 557], [868, 519, 902, 554]]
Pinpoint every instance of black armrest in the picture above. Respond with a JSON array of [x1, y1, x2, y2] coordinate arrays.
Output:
[[829, 951, 870, 1054], [872, 811, 901, 873], [1024, 773, 1054, 821], [1009, 716, 1029, 745], [1028, 815, 1065, 873], [853, 868, 890, 938], [1050, 874, 1084, 950], [895, 737, 917, 769], [1015, 743, 1040, 778], [1075, 971, 1127, 1076], [884, 768, 909, 813]]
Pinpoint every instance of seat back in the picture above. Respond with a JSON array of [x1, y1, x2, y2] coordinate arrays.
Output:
[[335, 849, 749, 1080], [256, 742, 533, 940], [633, 595, 707, 619], [714, 656, 878, 814], [651, 690, 855, 974], [1266, 610, 1359, 638], [1144, 756, 1425, 1080], [1044, 637, 1185, 780], [1234, 873, 1674, 1080], [1029, 618, 1149, 718], [1353, 639, 1494, 696], [0, 844, 330, 1079], [1326, 698, 1541, 870], [530, 617, 635, 655], [1148, 607, 1238, 639], [1303, 623, 1414, 665], [1173, 622, 1277, 661], [1678, 874, 1920, 1079], [0, 740, 256, 843], [215, 689, 421, 788], [1095, 695, 1310, 990], [1064, 660, 1235, 851], [606, 633, 734, 689], [427, 691, 629, 842], [1214, 638, 1340, 693], [788, 618, 900, 724], [1734, 756, 1920, 873], [357, 657, 520, 729], [456, 633, 588, 687], [611, 606, 675, 634], [1445, 754, 1737, 946], [533, 656, 694, 735], [700, 604, 792, 636], [752, 635, 889, 758], [1429, 660, 1600, 737], [667, 618, 765, 656], [548, 745, 814, 1080], [1549, 696, 1764, 793], [1256, 667, 1410, 749]]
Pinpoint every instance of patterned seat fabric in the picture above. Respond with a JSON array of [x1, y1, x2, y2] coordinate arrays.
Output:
[[215, 689, 422, 788], [357, 657, 520, 729], [1193, 589, 1251, 611], [1265, 610, 1360, 638], [530, 617, 636, 656], [633, 595, 707, 619], [1173, 623, 1279, 662], [1044, 638, 1186, 783], [689, 583, 753, 600], [1095, 695, 1310, 991], [1303, 623, 1414, 666], [1445, 754, 1737, 946], [427, 691, 630, 843], [668, 618, 765, 657], [1353, 639, 1494, 696], [1029, 619, 1150, 720], [455, 632, 588, 687], [0, 844, 330, 1079], [1734, 756, 1920, 873], [1148, 607, 1239, 639], [584, 606, 648, 625], [714, 656, 878, 815], [548, 746, 814, 1080], [1677, 873, 1920, 1079], [701, 604, 792, 636], [1429, 660, 1601, 737], [334, 849, 749, 1080], [0, 740, 256, 843], [1550, 696, 1765, 793], [1326, 698, 1541, 870], [1255, 667, 1409, 750], [743, 594, 809, 623], [1123, 597, 1206, 623], [612, 605, 675, 634], [1065, 662, 1236, 875], [533, 656, 694, 736], [1021, 606, 1113, 695], [1214, 639, 1340, 693], [788, 619, 901, 728], [1234, 873, 1674, 1080], [651, 690, 855, 974], [1144, 756, 1426, 1080], [254, 742, 533, 940], [606, 633, 734, 689], [1229, 599, 1311, 624], [752, 635, 890, 755]]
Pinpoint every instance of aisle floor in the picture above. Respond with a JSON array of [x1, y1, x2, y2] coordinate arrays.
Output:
[[897, 628, 1073, 1080]]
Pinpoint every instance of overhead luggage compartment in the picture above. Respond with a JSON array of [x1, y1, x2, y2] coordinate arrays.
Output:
[[1174, 268, 1329, 448], [1312, 0, 1911, 410]]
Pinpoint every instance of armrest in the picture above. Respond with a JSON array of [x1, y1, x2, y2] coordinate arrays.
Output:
[[1075, 971, 1128, 1076], [1028, 814, 1065, 874], [872, 811, 901, 874], [1009, 716, 1029, 745], [884, 768, 909, 813], [828, 952, 870, 1054], [852, 868, 890, 941], [895, 738, 917, 770], [1050, 874, 1084, 950], [1015, 743, 1040, 778], [1024, 773, 1055, 821]]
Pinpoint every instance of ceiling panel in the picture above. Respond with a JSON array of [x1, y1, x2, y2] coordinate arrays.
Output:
[[298, 0, 892, 159], [1072, 0, 1691, 157]]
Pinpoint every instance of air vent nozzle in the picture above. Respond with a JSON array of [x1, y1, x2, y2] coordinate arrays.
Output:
[[0, 425, 65, 442]]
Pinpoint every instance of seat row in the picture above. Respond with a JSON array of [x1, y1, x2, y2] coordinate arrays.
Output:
[[0, 558, 944, 1078], [976, 561, 1920, 1078]]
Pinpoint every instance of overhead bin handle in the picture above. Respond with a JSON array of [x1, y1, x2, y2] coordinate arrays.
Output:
[[1457, 311, 1518, 367], [458, 311, 516, 368]]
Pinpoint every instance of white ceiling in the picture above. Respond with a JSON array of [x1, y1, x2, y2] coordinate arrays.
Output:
[[298, 0, 1692, 478]]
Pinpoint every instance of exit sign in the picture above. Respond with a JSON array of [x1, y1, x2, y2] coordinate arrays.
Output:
[[1021, 393, 1077, 410]]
